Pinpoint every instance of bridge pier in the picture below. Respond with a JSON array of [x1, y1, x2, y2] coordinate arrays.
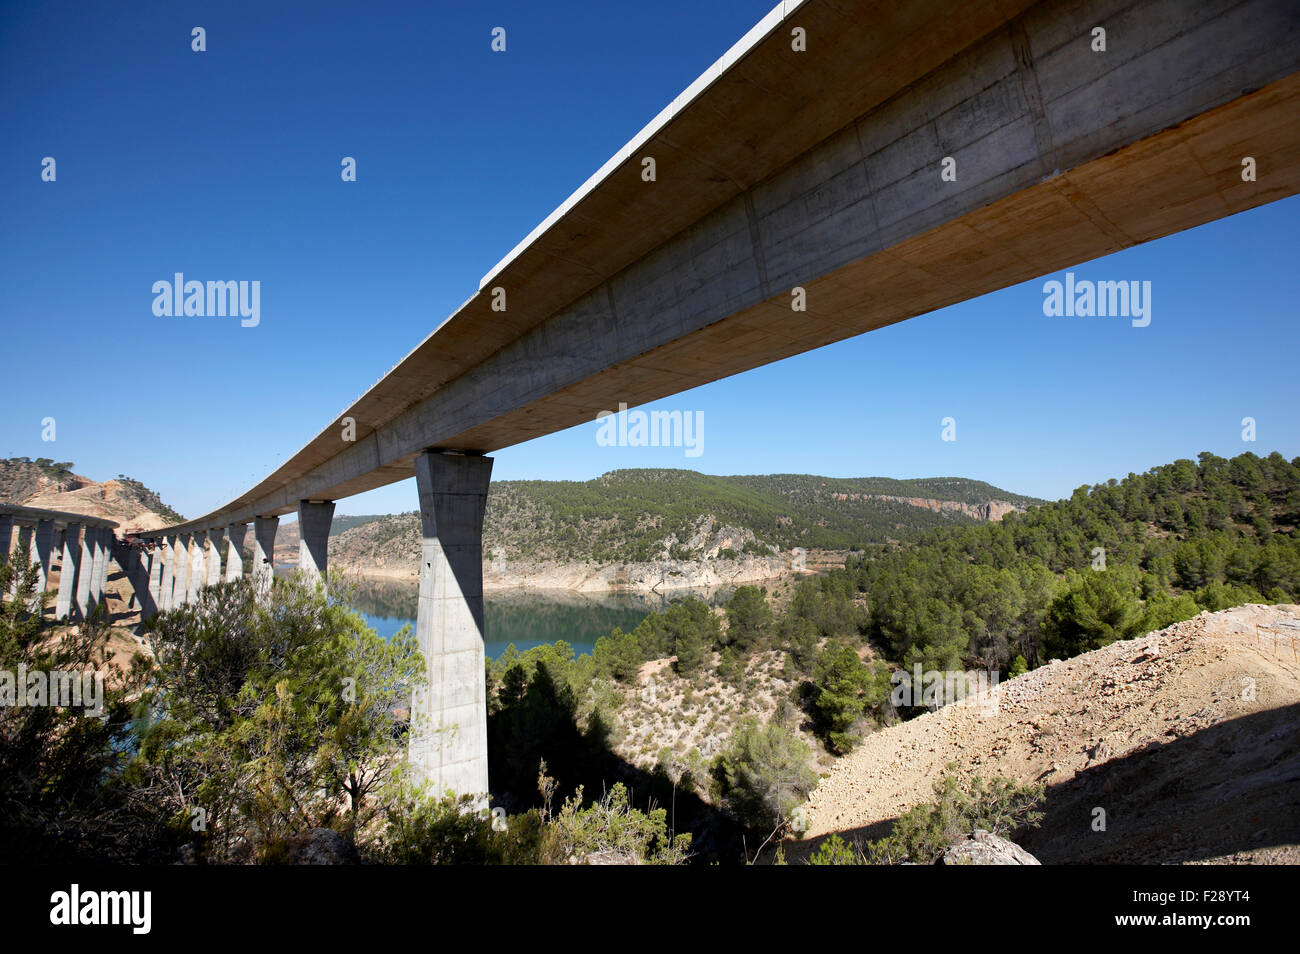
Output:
[[253, 517, 278, 596], [157, 535, 176, 612], [55, 523, 81, 620], [9, 525, 32, 595], [171, 533, 190, 608], [73, 527, 94, 618], [186, 534, 204, 604], [144, 541, 163, 619], [31, 519, 55, 611], [130, 546, 157, 618], [408, 450, 493, 803], [225, 524, 247, 581], [88, 528, 108, 610], [0, 514, 12, 564], [297, 500, 335, 589], [205, 529, 224, 587]]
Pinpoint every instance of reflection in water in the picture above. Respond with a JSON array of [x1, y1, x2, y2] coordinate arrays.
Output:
[[342, 576, 732, 659]]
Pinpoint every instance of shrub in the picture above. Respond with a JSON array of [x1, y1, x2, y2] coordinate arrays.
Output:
[[713, 718, 816, 832], [865, 766, 1044, 865]]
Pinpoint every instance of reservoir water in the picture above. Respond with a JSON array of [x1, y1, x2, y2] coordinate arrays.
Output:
[[341, 576, 732, 660]]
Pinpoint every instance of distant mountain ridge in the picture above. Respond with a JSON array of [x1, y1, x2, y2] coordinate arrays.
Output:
[[329, 469, 1043, 576]]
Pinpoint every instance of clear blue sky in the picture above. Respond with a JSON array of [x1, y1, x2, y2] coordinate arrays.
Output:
[[2, 0, 1297, 520]]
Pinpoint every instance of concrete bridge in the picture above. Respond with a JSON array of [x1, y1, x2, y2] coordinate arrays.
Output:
[[0, 505, 119, 620], [128, 0, 1300, 800]]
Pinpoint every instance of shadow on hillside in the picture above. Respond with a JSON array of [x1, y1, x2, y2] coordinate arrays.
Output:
[[487, 664, 752, 864], [782, 703, 1300, 865]]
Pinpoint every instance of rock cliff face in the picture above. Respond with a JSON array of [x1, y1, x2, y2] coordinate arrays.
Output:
[[830, 493, 1021, 522], [0, 459, 88, 502]]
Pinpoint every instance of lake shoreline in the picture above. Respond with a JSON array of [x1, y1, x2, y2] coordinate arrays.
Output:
[[333, 554, 828, 594]]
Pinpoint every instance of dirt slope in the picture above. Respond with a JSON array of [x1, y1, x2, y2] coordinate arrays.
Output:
[[24, 479, 169, 533], [2, 458, 181, 535], [794, 604, 1300, 864]]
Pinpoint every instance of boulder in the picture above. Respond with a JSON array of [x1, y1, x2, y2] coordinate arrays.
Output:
[[942, 829, 1040, 865], [281, 828, 360, 865]]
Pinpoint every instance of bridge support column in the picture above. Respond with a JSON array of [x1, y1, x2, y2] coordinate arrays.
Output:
[[408, 450, 493, 803], [205, 529, 224, 587], [158, 535, 176, 612], [96, 529, 113, 608], [55, 523, 81, 620], [144, 541, 163, 620], [74, 527, 94, 619], [31, 519, 55, 611], [225, 524, 247, 581], [88, 528, 108, 610], [130, 546, 156, 619], [297, 500, 335, 590], [171, 533, 190, 608], [253, 517, 278, 597], [9, 526, 33, 595], [186, 534, 204, 604]]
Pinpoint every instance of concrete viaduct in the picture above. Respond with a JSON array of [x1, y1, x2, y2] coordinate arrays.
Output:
[[121, 0, 1300, 800], [0, 505, 119, 620]]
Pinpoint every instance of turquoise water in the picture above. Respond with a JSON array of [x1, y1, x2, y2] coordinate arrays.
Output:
[[342, 577, 730, 660]]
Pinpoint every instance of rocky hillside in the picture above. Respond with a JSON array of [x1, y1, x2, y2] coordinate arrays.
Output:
[[0, 457, 183, 533], [791, 603, 1300, 864], [329, 470, 1039, 590]]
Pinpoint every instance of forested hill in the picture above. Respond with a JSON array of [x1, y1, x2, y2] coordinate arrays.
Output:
[[485, 470, 1042, 562], [332, 470, 1040, 566], [811, 450, 1300, 675]]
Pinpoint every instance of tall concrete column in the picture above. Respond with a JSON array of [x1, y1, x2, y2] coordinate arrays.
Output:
[[407, 451, 493, 802], [74, 526, 94, 619], [10, 525, 33, 595], [252, 516, 278, 597], [88, 528, 108, 609], [205, 528, 224, 586], [171, 533, 190, 608], [0, 514, 13, 564], [55, 523, 81, 620], [144, 541, 164, 619], [119, 546, 138, 611], [97, 530, 114, 604], [225, 524, 247, 581], [30, 518, 55, 611], [186, 534, 204, 604], [158, 535, 176, 612], [131, 546, 157, 619], [297, 500, 335, 589]]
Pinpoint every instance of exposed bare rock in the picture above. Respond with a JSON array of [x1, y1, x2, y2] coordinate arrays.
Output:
[[828, 493, 1022, 522], [1, 458, 182, 533], [943, 830, 1040, 865], [280, 828, 359, 865]]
